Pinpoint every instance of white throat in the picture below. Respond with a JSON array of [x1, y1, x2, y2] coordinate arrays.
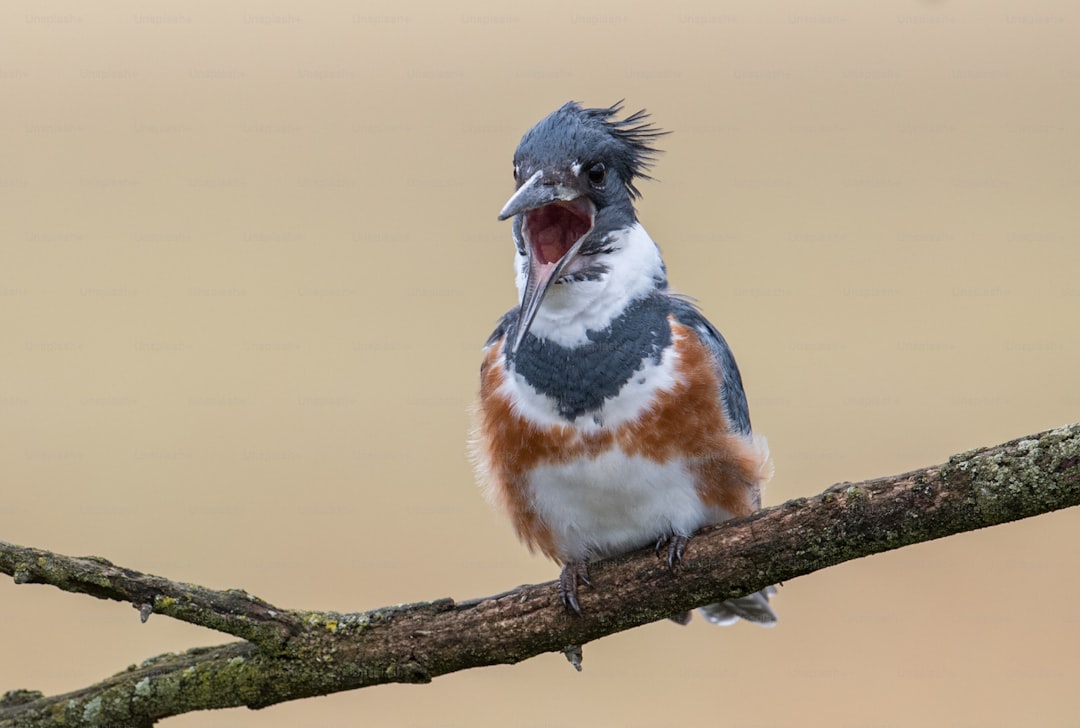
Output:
[[514, 222, 665, 348]]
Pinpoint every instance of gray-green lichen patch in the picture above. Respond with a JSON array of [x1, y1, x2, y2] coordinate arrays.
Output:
[[134, 677, 152, 697], [140, 652, 179, 668], [290, 610, 371, 636], [81, 696, 103, 723], [842, 484, 871, 503], [954, 424, 1080, 524]]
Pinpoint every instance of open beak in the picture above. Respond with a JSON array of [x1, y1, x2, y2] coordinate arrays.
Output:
[[497, 170, 595, 353]]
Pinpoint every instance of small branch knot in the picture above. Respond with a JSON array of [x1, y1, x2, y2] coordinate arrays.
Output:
[[137, 603, 153, 623], [0, 690, 44, 708]]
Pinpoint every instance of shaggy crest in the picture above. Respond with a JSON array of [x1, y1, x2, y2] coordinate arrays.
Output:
[[514, 101, 669, 200]]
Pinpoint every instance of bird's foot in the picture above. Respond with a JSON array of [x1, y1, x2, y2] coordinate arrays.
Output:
[[655, 533, 690, 571], [558, 560, 590, 615], [656, 534, 693, 625]]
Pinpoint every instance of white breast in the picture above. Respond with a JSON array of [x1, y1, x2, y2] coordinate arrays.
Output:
[[526, 449, 720, 562], [513, 222, 665, 349]]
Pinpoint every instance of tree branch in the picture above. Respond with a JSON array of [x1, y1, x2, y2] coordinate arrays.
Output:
[[0, 545, 301, 650], [3, 424, 1079, 728]]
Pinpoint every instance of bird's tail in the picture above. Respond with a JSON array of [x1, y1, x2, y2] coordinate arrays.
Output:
[[698, 586, 778, 627], [667, 586, 778, 626]]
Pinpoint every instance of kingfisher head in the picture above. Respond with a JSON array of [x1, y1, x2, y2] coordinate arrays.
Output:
[[498, 101, 667, 353]]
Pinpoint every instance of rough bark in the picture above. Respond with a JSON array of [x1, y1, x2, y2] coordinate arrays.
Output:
[[2, 424, 1078, 728]]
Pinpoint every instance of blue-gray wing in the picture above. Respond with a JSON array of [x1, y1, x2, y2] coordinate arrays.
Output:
[[669, 297, 753, 435]]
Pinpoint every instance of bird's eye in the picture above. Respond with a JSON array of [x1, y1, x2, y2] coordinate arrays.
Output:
[[587, 162, 606, 186], [513, 165, 520, 181]]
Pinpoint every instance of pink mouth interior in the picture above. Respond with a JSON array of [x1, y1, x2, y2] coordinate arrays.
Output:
[[523, 199, 594, 265]]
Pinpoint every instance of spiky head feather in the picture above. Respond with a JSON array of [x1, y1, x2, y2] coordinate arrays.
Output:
[[513, 101, 668, 200]]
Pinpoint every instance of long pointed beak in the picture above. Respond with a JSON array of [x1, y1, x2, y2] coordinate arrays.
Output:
[[497, 170, 595, 354], [498, 170, 579, 221]]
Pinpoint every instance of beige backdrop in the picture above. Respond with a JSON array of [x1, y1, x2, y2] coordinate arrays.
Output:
[[3, 1, 1079, 726]]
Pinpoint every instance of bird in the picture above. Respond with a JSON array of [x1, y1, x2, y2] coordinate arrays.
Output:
[[472, 101, 776, 626]]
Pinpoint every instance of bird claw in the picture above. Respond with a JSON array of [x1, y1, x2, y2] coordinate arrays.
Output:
[[655, 534, 690, 570], [558, 561, 590, 615]]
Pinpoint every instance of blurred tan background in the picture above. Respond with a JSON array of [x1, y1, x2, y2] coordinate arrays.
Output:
[[2, 0, 1079, 725]]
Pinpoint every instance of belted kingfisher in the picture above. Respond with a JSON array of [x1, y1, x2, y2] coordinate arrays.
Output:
[[473, 102, 776, 626]]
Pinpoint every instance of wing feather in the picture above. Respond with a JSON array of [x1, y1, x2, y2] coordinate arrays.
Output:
[[669, 297, 753, 435]]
